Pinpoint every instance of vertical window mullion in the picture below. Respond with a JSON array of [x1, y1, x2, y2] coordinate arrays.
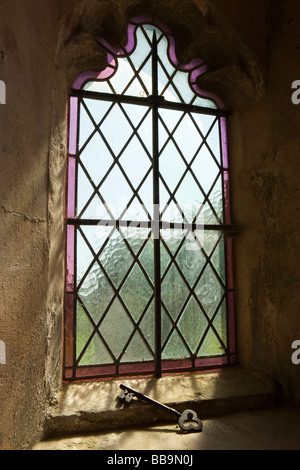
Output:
[[152, 32, 162, 378]]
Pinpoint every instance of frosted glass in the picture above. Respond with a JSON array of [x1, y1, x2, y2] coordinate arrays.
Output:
[[178, 297, 208, 353], [139, 300, 155, 351], [207, 175, 224, 223], [99, 230, 134, 288], [172, 70, 195, 104], [79, 105, 95, 150], [195, 264, 225, 318], [198, 299, 227, 357], [83, 99, 113, 127], [120, 264, 153, 322], [99, 165, 133, 219], [176, 233, 206, 287], [193, 95, 218, 110], [79, 133, 113, 187], [162, 330, 190, 360], [161, 263, 189, 321], [109, 57, 135, 94], [191, 145, 220, 193], [119, 136, 152, 191], [76, 166, 95, 218], [100, 104, 133, 156], [130, 27, 152, 70], [84, 81, 113, 94], [120, 331, 153, 363], [100, 298, 135, 359], [173, 114, 203, 163], [159, 140, 186, 192], [206, 119, 221, 164], [76, 301, 114, 366], [173, 171, 205, 221]]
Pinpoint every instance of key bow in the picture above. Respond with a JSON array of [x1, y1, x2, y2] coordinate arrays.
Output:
[[178, 409, 203, 432]]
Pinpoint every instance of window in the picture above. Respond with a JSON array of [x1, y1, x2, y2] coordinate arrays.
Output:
[[64, 16, 236, 380]]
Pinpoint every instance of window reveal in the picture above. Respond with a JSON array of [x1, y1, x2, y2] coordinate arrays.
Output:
[[64, 17, 236, 380]]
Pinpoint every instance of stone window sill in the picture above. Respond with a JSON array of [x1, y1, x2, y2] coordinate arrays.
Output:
[[44, 365, 279, 439]]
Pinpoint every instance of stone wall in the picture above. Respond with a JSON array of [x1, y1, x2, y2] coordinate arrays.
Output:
[[0, 0, 299, 450]]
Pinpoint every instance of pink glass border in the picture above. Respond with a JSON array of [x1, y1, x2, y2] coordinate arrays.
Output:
[[66, 224, 75, 292], [63, 355, 237, 381], [64, 293, 75, 369], [161, 359, 192, 371], [67, 157, 76, 219], [223, 170, 231, 225], [75, 365, 116, 379], [221, 117, 229, 169], [68, 97, 78, 155], [119, 362, 155, 375], [195, 356, 229, 368], [72, 56, 117, 89]]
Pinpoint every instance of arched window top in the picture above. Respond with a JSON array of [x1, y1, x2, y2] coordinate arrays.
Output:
[[72, 16, 224, 110]]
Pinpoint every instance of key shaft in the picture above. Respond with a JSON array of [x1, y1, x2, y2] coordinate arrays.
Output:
[[120, 383, 181, 418]]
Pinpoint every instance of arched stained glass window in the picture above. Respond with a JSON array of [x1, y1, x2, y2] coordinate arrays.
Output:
[[64, 17, 236, 380]]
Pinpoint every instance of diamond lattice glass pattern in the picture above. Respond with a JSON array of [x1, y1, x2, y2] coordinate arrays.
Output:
[[65, 19, 235, 379]]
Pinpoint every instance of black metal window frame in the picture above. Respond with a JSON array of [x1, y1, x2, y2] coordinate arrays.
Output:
[[64, 21, 235, 381]]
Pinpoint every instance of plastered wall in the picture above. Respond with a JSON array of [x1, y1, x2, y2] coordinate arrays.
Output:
[[0, 0, 300, 450]]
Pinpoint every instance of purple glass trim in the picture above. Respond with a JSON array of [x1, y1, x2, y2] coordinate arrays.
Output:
[[125, 23, 137, 54], [67, 157, 76, 219], [221, 117, 229, 169], [161, 359, 192, 371], [195, 356, 229, 368], [66, 225, 75, 292], [72, 66, 116, 90], [223, 171, 231, 225], [76, 365, 116, 378], [192, 82, 224, 108], [96, 36, 124, 57], [119, 362, 155, 374], [68, 97, 78, 155], [64, 293, 74, 368], [167, 35, 203, 71], [190, 65, 207, 83], [64, 369, 74, 380]]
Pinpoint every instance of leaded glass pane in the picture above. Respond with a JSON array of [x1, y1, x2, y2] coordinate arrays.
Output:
[[65, 19, 234, 380], [178, 297, 208, 353], [100, 298, 135, 359]]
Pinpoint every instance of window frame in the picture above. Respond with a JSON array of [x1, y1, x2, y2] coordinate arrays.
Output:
[[64, 16, 236, 381]]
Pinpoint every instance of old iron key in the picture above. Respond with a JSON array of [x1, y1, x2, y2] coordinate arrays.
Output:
[[119, 384, 203, 433]]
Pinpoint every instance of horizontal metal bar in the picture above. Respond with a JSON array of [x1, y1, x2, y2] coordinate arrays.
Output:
[[70, 88, 231, 117], [157, 98, 231, 117], [66, 218, 234, 232], [71, 88, 150, 106]]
